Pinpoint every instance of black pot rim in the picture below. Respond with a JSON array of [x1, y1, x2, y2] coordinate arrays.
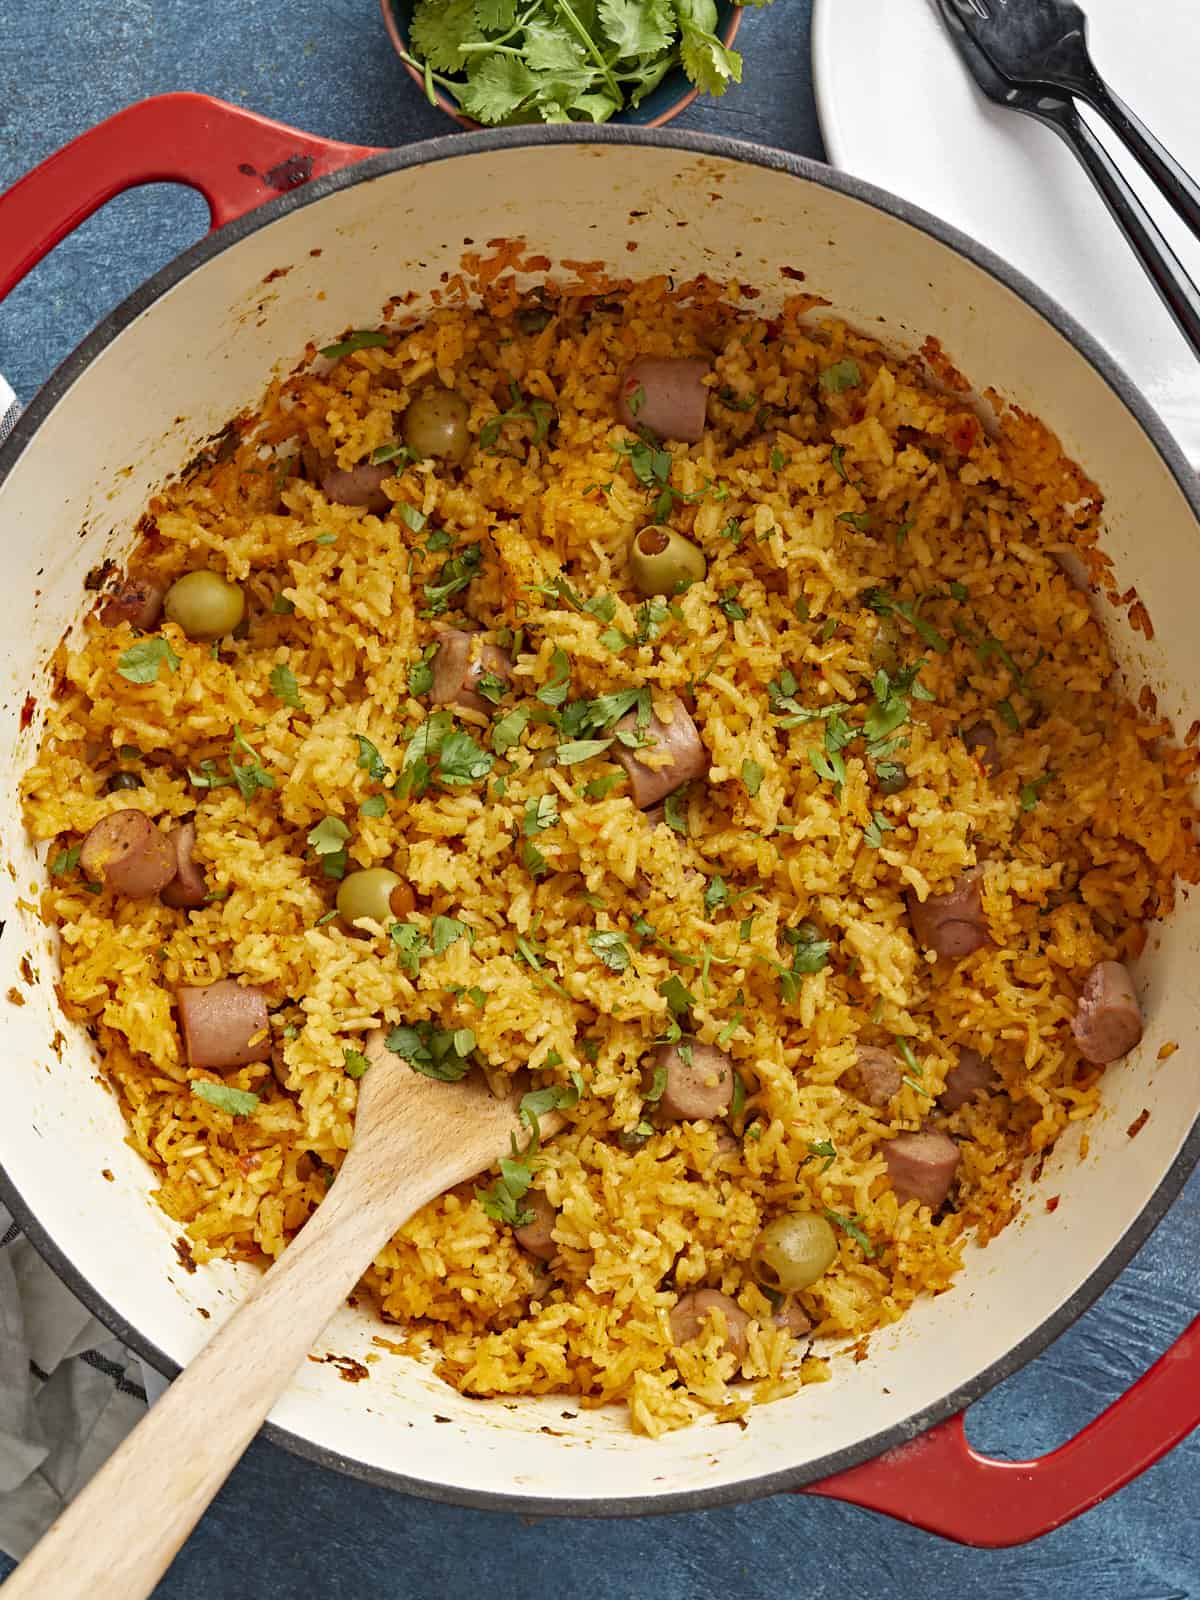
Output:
[[2, 119, 1198, 1521]]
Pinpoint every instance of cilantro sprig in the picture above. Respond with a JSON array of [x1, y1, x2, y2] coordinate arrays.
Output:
[[402, 0, 755, 127]]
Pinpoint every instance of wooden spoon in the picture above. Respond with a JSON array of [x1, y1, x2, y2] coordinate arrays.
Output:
[[6, 1031, 562, 1600]]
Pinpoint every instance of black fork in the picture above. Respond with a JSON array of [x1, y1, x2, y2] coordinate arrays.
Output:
[[935, 0, 1200, 361], [943, 0, 1200, 240]]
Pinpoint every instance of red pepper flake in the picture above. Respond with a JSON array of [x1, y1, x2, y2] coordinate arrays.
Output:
[[948, 413, 980, 455], [1045, 1195, 1060, 1213], [779, 265, 807, 282], [19, 694, 36, 730], [1127, 1108, 1150, 1139]]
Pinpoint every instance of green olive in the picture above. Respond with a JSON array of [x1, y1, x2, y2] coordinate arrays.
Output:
[[402, 388, 470, 464], [163, 570, 245, 641], [750, 1212, 838, 1293], [876, 762, 909, 796], [629, 525, 707, 598], [106, 770, 143, 793], [336, 868, 408, 928]]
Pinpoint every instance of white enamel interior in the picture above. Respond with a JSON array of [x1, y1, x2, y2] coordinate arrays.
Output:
[[1, 139, 1197, 1509]]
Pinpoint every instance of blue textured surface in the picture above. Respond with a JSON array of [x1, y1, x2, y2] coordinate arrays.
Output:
[[0, 1, 1198, 1593]]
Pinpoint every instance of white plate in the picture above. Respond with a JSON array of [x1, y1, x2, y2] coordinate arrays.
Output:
[[813, 0, 1200, 462]]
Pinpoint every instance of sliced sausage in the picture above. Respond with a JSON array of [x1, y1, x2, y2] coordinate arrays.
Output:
[[883, 1130, 960, 1210], [429, 628, 512, 716], [940, 1046, 998, 1112], [160, 821, 207, 909], [177, 979, 272, 1071], [513, 1187, 557, 1261], [617, 357, 710, 443], [99, 577, 166, 632], [856, 1046, 901, 1107], [670, 1288, 749, 1358], [647, 1039, 734, 1122], [908, 867, 990, 961], [614, 695, 707, 809], [79, 809, 176, 898], [774, 1298, 813, 1337], [963, 721, 1000, 776], [1071, 961, 1143, 1065], [320, 462, 391, 512]]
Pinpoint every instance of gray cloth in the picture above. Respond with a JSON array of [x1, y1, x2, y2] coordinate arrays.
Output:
[[0, 1205, 150, 1559]]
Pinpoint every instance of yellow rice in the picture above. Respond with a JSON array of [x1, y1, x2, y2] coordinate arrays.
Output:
[[21, 270, 1200, 1435]]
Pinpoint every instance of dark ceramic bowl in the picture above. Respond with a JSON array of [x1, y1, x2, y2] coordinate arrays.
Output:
[[380, 0, 743, 129]]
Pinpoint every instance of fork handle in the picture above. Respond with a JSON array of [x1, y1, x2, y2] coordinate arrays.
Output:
[[1048, 107, 1200, 361], [1076, 81, 1200, 244]]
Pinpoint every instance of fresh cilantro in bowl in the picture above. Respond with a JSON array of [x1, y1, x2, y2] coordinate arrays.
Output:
[[394, 0, 771, 125]]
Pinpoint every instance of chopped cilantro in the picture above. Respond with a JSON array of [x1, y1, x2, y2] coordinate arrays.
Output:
[[491, 706, 530, 758], [806, 1139, 837, 1173], [864, 588, 950, 655], [385, 1020, 475, 1082], [524, 795, 559, 835], [408, 650, 435, 697], [191, 1081, 259, 1117], [820, 359, 862, 393], [229, 727, 276, 805], [269, 661, 303, 711], [359, 794, 387, 818], [116, 637, 180, 684], [1020, 772, 1054, 812], [830, 444, 849, 484], [355, 734, 391, 783], [663, 789, 688, 836], [307, 815, 350, 880], [423, 543, 483, 614], [600, 627, 632, 653], [537, 647, 572, 708], [397, 503, 427, 534], [996, 699, 1021, 732], [863, 810, 895, 849], [370, 442, 415, 467], [741, 757, 764, 797], [272, 591, 295, 615], [718, 586, 746, 622], [587, 929, 631, 972], [584, 771, 623, 800], [659, 975, 695, 1015], [50, 843, 82, 877], [556, 738, 612, 766], [436, 728, 495, 785], [343, 1047, 371, 1079], [823, 1207, 876, 1258], [704, 876, 730, 914], [319, 329, 391, 358]]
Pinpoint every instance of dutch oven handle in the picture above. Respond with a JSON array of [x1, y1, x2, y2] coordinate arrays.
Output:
[[2, 92, 1199, 1549], [0, 91, 379, 300], [806, 1311, 1200, 1544]]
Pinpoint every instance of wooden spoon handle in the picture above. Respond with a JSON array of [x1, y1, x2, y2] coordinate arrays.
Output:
[[4, 1186, 397, 1600]]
